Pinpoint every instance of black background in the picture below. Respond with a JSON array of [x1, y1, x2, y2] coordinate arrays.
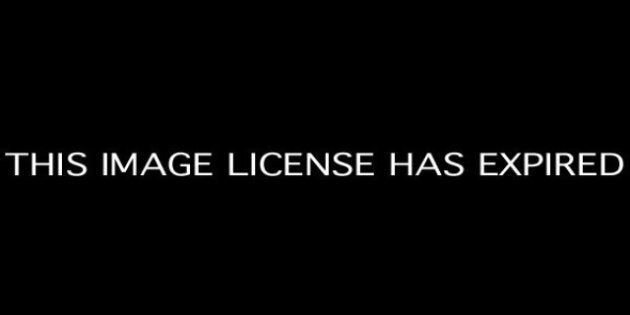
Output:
[[1, 4, 628, 310]]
